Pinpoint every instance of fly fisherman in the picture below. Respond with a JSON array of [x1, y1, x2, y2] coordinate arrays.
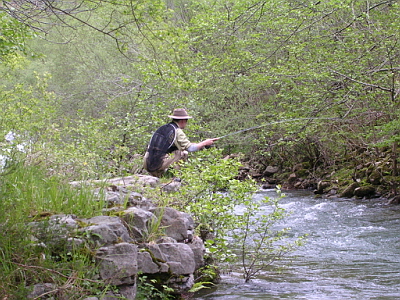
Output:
[[144, 108, 218, 177]]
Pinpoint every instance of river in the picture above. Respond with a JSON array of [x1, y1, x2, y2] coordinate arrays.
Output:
[[194, 189, 400, 300]]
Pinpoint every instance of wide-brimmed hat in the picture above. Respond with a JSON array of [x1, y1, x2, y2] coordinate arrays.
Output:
[[168, 108, 193, 119]]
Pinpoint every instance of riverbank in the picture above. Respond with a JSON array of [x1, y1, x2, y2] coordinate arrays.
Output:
[[240, 149, 399, 204]]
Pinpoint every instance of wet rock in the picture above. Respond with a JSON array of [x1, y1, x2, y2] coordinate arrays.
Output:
[[314, 180, 331, 194], [339, 182, 360, 198], [354, 185, 376, 198], [387, 195, 400, 205]]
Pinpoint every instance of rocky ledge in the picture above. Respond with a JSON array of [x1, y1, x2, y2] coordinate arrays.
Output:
[[28, 175, 207, 300]]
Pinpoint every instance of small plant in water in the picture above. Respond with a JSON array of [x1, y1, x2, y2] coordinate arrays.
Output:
[[171, 149, 305, 282], [233, 187, 307, 282]]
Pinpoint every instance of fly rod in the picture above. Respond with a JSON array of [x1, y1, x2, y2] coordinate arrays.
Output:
[[217, 117, 340, 139]]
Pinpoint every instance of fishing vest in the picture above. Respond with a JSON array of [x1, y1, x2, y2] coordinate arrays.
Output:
[[146, 122, 178, 172]]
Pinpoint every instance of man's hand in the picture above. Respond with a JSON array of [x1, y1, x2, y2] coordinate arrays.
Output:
[[199, 138, 219, 149]]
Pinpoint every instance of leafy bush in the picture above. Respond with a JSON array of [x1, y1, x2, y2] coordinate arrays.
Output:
[[168, 148, 305, 280]]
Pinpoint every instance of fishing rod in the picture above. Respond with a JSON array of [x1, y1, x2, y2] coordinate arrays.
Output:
[[217, 117, 340, 139]]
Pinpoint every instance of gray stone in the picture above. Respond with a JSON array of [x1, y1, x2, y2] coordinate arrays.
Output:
[[135, 174, 160, 187], [96, 243, 138, 286], [119, 284, 137, 300], [81, 216, 133, 246], [27, 283, 57, 299], [122, 207, 157, 242], [167, 274, 195, 293], [158, 243, 196, 275], [137, 250, 169, 274], [151, 207, 194, 242], [264, 165, 279, 176], [187, 236, 206, 269]]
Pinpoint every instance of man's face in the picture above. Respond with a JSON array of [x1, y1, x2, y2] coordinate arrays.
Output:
[[178, 119, 188, 129]]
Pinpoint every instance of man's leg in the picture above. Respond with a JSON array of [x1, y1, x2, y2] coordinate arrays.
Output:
[[160, 150, 187, 171], [144, 150, 188, 177]]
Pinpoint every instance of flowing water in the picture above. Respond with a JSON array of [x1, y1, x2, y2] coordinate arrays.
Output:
[[194, 189, 400, 300]]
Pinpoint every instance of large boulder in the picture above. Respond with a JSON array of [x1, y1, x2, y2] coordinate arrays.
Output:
[[339, 182, 360, 198], [137, 249, 169, 274], [354, 185, 376, 198], [158, 243, 196, 275], [187, 236, 206, 269], [80, 216, 133, 246], [150, 207, 195, 242], [96, 242, 138, 286], [121, 207, 157, 242]]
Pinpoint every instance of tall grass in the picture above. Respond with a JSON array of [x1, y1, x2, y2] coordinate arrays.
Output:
[[0, 161, 104, 299]]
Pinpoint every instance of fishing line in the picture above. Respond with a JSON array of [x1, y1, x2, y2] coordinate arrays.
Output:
[[217, 117, 340, 139]]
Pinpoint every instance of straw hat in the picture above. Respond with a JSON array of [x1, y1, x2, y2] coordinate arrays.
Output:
[[168, 108, 193, 119]]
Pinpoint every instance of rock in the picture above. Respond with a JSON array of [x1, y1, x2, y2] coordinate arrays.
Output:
[[161, 179, 182, 192], [150, 207, 194, 242], [354, 185, 376, 198], [157, 243, 196, 275], [167, 274, 195, 294], [264, 166, 279, 176], [96, 243, 138, 286], [104, 191, 125, 207], [81, 216, 133, 246], [119, 284, 137, 300], [339, 182, 360, 198], [138, 242, 197, 276], [135, 174, 160, 187], [367, 170, 382, 185], [314, 180, 331, 194], [137, 248, 169, 274], [387, 195, 400, 205], [27, 283, 57, 299], [28, 214, 79, 248], [121, 207, 157, 242], [187, 236, 206, 269], [127, 192, 154, 209], [288, 173, 297, 184], [261, 183, 276, 189]]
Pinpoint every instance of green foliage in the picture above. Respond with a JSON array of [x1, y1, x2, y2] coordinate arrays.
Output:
[[1, 0, 399, 178], [136, 274, 175, 300], [0, 162, 104, 299], [233, 187, 307, 282], [1, 0, 399, 290], [0, 12, 32, 61], [170, 149, 256, 263], [168, 149, 303, 279]]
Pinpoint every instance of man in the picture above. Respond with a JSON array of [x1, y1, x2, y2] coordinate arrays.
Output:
[[144, 108, 218, 177]]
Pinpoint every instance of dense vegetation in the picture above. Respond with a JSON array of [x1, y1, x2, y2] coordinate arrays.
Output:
[[1, 0, 399, 182], [1, 0, 399, 298]]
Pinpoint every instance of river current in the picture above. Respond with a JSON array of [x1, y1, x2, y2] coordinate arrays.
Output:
[[194, 189, 400, 300]]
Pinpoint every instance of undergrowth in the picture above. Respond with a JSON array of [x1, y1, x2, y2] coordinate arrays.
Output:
[[0, 162, 104, 299]]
